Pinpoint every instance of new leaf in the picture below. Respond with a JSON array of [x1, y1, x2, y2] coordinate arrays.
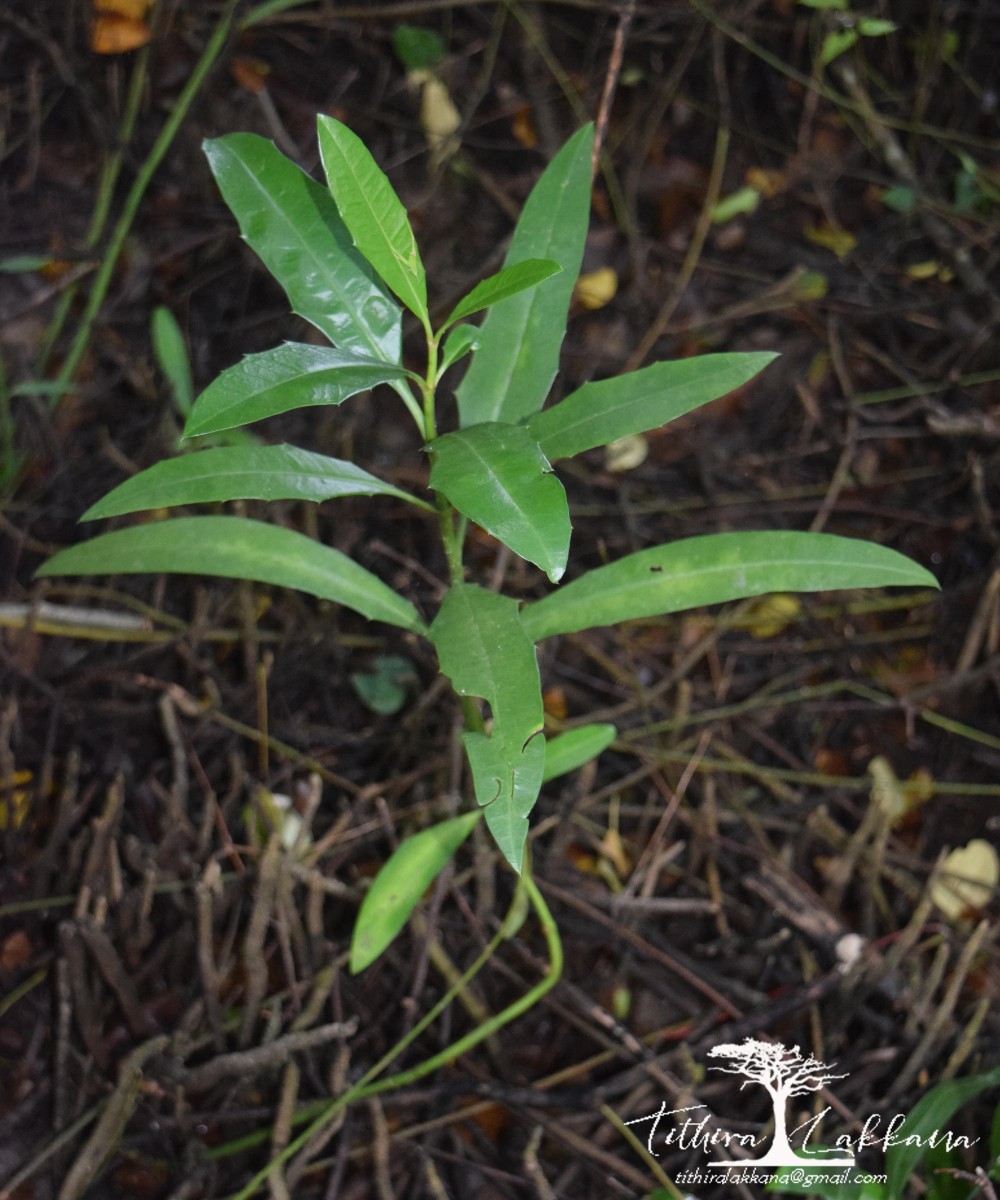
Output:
[[456, 124, 594, 426], [317, 117, 428, 322], [204, 133, 402, 363]]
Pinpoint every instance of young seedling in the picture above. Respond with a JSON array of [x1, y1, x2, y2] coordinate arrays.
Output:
[[38, 118, 937, 983]]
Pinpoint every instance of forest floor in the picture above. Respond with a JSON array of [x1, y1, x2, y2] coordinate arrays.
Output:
[[1, 2, 999, 1199]]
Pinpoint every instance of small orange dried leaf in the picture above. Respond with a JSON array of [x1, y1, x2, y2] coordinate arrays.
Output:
[[1, 929, 32, 970], [542, 686, 568, 720], [90, 14, 151, 54], [745, 166, 787, 197], [93, 0, 152, 16], [511, 106, 538, 149], [230, 56, 271, 95]]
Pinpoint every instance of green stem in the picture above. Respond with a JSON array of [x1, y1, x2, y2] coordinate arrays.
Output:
[[54, 0, 240, 394], [215, 872, 561, 1198], [38, 42, 150, 378]]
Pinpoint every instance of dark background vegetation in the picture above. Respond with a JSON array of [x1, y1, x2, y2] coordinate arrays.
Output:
[[1, 2, 999, 1197]]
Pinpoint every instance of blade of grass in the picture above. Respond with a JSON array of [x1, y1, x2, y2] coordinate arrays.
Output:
[[53, 0, 241, 396]]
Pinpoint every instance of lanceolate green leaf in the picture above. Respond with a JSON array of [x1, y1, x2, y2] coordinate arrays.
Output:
[[317, 117, 428, 321], [151, 307, 194, 416], [182, 343, 409, 437], [444, 259, 561, 327], [455, 124, 594, 427], [37, 516, 428, 634], [430, 585, 544, 871], [528, 352, 778, 461], [542, 724, 616, 783], [520, 532, 939, 641], [203, 133, 402, 362], [82, 444, 429, 519], [884, 1066, 1000, 1200], [428, 422, 570, 582], [350, 810, 482, 973], [438, 324, 479, 378]]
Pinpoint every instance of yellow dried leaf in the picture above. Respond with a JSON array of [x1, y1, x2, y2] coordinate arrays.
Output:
[[604, 434, 648, 472], [732, 593, 801, 638], [745, 166, 788, 197], [931, 840, 999, 920], [600, 827, 631, 878], [804, 222, 857, 259], [868, 756, 933, 826], [575, 266, 618, 310], [0, 769, 32, 830], [409, 70, 461, 167]]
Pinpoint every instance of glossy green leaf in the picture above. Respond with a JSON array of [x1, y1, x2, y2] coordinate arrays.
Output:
[[37, 516, 428, 633], [151, 307, 193, 416], [430, 585, 544, 872], [444, 258, 561, 327], [455, 124, 594, 427], [438, 324, 479, 378], [82, 444, 426, 519], [884, 1066, 1000, 1200], [542, 724, 616, 783], [350, 810, 481, 973], [204, 133, 402, 362], [428, 422, 570, 582], [182, 343, 408, 437], [317, 117, 428, 321], [527, 352, 777, 462], [520, 532, 939, 641]]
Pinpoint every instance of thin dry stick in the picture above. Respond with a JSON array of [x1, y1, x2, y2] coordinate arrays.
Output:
[[893, 920, 994, 1098], [57, 1036, 169, 1200], [592, 0, 636, 179], [178, 1019, 357, 1093], [523, 1125, 558, 1200], [369, 1098, 395, 1200], [268, 1061, 300, 1200], [810, 320, 859, 533], [240, 835, 282, 1047], [624, 123, 729, 371]]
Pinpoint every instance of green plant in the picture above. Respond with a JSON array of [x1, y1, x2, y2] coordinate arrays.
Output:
[[797, 0, 898, 67], [37, 119, 936, 1152], [39, 114, 936, 935]]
